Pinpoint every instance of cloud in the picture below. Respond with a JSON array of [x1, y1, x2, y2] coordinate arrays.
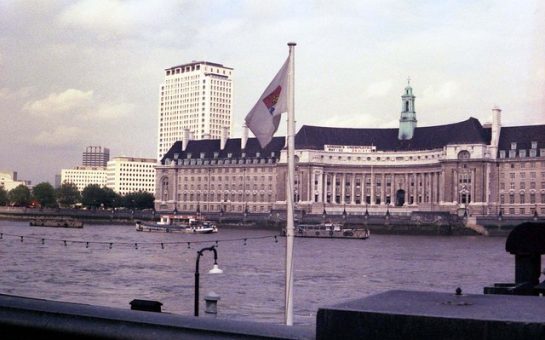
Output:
[[366, 80, 394, 98], [58, 0, 134, 37], [93, 102, 134, 120], [421, 81, 460, 102], [23, 88, 131, 121], [33, 125, 85, 146], [24, 89, 93, 116], [0, 87, 32, 101]]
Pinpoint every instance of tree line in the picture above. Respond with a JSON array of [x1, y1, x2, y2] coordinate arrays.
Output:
[[0, 182, 155, 210]]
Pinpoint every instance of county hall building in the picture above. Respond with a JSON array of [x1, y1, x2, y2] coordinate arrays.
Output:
[[155, 83, 545, 218]]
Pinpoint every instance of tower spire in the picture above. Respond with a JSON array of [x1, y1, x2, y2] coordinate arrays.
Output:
[[398, 80, 417, 140]]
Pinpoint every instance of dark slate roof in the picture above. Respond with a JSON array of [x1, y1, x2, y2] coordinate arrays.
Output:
[[498, 124, 545, 151], [295, 117, 490, 151], [161, 136, 285, 165]]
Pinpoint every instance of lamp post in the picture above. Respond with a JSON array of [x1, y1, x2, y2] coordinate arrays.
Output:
[[194, 245, 223, 317], [322, 204, 327, 222]]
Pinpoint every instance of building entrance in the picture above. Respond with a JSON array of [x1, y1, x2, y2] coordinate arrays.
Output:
[[396, 189, 405, 206]]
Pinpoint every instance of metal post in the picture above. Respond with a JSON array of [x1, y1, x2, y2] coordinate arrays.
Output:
[[285, 41, 296, 326], [194, 246, 219, 317]]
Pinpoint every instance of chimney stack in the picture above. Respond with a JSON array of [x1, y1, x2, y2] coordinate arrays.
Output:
[[241, 124, 249, 150], [490, 106, 502, 159], [220, 126, 229, 150], [182, 128, 190, 151]]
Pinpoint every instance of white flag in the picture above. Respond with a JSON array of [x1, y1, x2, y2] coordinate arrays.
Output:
[[245, 57, 289, 148]]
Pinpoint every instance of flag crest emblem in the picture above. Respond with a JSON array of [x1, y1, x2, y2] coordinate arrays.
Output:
[[263, 86, 282, 114]]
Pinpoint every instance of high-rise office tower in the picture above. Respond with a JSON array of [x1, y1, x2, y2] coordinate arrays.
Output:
[[157, 61, 233, 160], [82, 146, 110, 167]]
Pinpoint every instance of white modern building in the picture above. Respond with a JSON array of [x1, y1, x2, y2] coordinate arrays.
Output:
[[60, 166, 107, 191], [157, 61, 234, 160], [106, 157, 156, 195]]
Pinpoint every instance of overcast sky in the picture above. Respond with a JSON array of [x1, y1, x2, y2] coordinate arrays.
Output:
[[1, 0, 544, 185]]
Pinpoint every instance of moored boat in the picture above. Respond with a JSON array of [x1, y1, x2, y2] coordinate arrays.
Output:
[[285, 223, 370, 239], [30, 217, 84, 228], [135, 214, 218, 233]]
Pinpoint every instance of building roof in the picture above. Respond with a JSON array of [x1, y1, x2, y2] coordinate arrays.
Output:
[[295, 117, 490, 151], [498, 124, 545, 151], [165, 61, 233, 71], [161, 137, 285, 165], [161, 119, 545, 164]]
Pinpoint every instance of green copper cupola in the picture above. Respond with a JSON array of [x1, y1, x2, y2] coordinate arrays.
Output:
[[398, 79, 417, 140]]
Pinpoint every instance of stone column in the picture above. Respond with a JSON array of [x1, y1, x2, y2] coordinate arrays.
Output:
[[361, 173, 365, 204], [370, 171, 375, 206], [380, 173, 385, 205], [332, 173, 337, 204], [350, 173, 356, 204], [405, 173, 409, 206], [341, 173, 346, 204], [322, 173, 327, 203]]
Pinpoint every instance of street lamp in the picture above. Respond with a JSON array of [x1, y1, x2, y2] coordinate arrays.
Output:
[[322, 204, 327, 221], [194, 245, 223, 317]]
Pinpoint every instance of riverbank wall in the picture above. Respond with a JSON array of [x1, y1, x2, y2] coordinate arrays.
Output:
[[1, 207, 540, 235], [1, 290, 543, 339]]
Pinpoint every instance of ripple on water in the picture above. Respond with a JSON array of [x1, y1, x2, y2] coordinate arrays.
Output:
[[0, 221, 513, 326]]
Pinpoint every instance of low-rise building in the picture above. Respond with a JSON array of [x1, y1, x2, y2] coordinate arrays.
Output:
[[60, 166, 107, 192], [0, 171, 31, 191]]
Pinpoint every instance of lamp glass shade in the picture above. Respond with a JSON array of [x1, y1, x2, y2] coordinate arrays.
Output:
[[208, 264, 223, 274]]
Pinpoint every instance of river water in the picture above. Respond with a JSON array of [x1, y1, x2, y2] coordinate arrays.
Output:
[[0, 220, 514, 326]]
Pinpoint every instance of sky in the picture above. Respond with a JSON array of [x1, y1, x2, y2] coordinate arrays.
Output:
[[1, 0, 544, 185]]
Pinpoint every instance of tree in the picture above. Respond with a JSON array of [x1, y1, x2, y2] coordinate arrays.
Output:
[[81, 184, 103, 208], [0, 186, 8, 206], [123, 191, 155, 210], [102, 187, 119, 209], [56, 182, 81, 207], [32, 182, 57, 208], [81, 184, 120, 209], [8, 185, 31, 207]]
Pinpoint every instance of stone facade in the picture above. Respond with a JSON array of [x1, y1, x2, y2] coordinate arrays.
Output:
[[155, 87, 545, 218]]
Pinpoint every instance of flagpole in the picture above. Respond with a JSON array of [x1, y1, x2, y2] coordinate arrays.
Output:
[[285, 41, 296, 326]]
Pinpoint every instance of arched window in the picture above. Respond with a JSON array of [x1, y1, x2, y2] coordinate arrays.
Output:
[[457, 150, 470, 160]]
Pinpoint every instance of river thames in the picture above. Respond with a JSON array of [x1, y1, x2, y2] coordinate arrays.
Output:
[[0, 220, 514, 326]]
